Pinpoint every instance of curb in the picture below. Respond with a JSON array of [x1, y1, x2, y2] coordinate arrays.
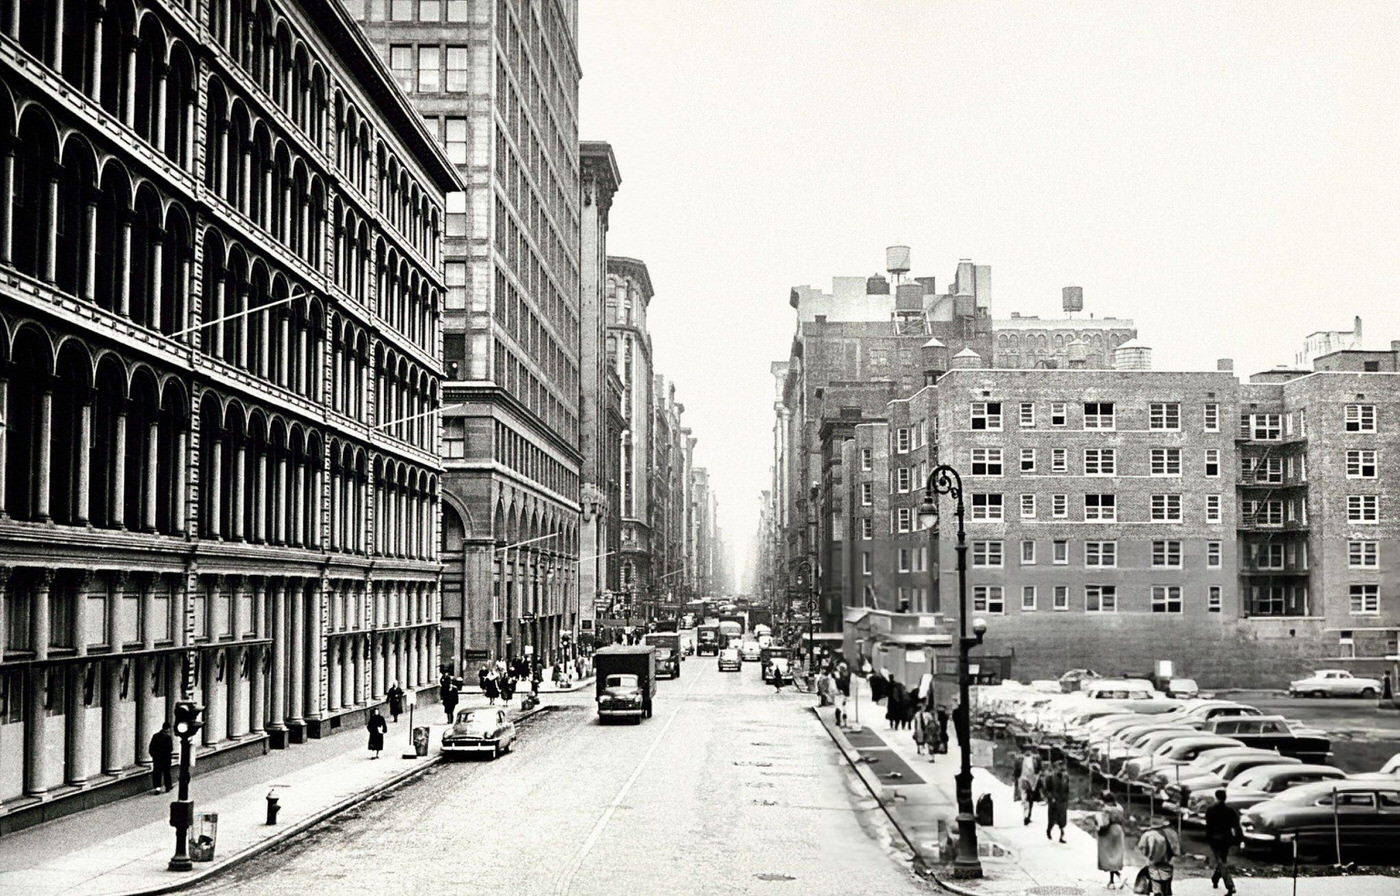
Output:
[[116, 703, 554, 896]]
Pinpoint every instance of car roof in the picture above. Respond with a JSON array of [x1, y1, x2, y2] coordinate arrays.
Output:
[[1234, 764, 1343, 784], [1260, 778, 1395, 802]]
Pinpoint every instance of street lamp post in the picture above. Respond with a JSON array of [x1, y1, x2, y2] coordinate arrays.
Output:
[[918, 464, 986, 879], [793, 557, 818, 673]]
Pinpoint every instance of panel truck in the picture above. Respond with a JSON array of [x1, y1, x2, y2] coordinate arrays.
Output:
[[643, 633, 682, 678], [594, 645, 657, 723], [696, 624, 721, 656]]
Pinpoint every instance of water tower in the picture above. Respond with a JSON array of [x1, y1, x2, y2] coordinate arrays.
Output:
[[886, 245, 911, 288], [1063, 286, 1084, 316]]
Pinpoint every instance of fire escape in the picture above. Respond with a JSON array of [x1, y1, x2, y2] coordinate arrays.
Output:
[[1237, 414, 1310, 617]]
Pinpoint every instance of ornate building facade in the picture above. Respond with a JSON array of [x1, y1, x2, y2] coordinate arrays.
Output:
[[0, 0, 457, 828]]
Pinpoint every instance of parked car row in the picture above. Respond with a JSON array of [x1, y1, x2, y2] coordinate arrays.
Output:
[[976, 680, 1400, 859]]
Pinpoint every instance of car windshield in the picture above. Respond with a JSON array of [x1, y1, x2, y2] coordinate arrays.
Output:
[[655, 648, 673, 657], [456, 710, 491, 725], [606, 674, 639, 689]]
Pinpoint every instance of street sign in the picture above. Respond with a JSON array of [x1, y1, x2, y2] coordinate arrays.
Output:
[[520, 612, 536, 622]]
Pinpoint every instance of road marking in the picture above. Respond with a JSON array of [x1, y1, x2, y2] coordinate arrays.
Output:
[[553, 665, 703, 895]]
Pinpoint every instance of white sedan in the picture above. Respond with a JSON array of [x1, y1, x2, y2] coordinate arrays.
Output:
[[441, 707, 516, 758], [1287, 669, 1383, 699]]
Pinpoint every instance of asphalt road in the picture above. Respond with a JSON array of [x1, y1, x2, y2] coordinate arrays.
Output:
[[186, 656, 934, 896]]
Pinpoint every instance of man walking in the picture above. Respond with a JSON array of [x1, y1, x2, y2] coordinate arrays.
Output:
[[148, 722, 174, 793], [1136, 819, 1181, 896], [441, 675, 460, 723], [1204, 789, 1243, 894]]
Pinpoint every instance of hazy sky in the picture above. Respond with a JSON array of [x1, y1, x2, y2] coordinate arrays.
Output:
[[577, 1, 1400, 584]]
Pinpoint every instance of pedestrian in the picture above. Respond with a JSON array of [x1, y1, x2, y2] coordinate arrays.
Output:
[[1097, 790, 1127, 889], [441, 676, 459, 723], [501, 674, 515, 702], [1134, 819, 1181, 896], [772, 663, 784, 693], [478, 665, 489, 692], [1017, 747, 1042, 825], [386, 681, 405, 723], [552, 662, 562, 690], [367, 709, 388, 759], [1044, 761, 1071, 842], [835, 691, 848, 728], [935, 705, 950, 754], [148, 722, 175, 793], [1204, 788, 1243, 895], [912, 702, 935, 757]]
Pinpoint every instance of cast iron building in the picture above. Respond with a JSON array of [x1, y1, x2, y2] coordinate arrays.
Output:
[[0, 0, 458, 827], [606, 257, 654, 615], [353, 0, 584, 668]]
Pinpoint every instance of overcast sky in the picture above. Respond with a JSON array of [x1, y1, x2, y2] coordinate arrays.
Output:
[[577, 0, 1400, 587]]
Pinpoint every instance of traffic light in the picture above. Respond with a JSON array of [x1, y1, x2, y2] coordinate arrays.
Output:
[[172, 701, 204, 739]]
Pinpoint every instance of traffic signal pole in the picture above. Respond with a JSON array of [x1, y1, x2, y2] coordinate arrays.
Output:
[[168, 701, 203, 871]]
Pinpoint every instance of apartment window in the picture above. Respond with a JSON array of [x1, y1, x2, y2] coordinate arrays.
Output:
[[1021, 540, 1036, 564], [444, 261, 467, 310], [895, 427, 911, 453], [971, 494, 1003, 521], [417, 46, 441, 93], [1349, 584, 1379, 615], [971, 402, 1002, 431], [1152, 540, 1182, 568], [445, 46, 470, 92], [1053, 585, 1070, 611], [1052, 539, 1068, 564], [1348, 495, 1379, 523], [1020, 494, 1037, 519], [445, 191, 467, 236], [1348, 541, 1378, 568], [443, 117, 468, 164], [895, 507, 912, 532], [972, 541, 1004, 568], [1021, 586, 1037, 611], [860, 518, 874, 540], [1020, 403, 1035, 428], [1206, 494, 1222, 523], [1021, 448, 1036, 473], [1346, 449, 1378, 478], [971, 448, 1003, 476], [1084, 401, 1115, 430], [390, 0, 413, 20], [1151, 585, 1183, 614], [1051, 448, 1067, 473], [1151, 494, 1183, 522], [389, 45, 414, 91], [442, 418, 465, 458], [1149, 402, 1181, 430], [1208, 586, 1222, 613], [1244, 414, 1282, 440], [1150, 448, 1182, 476], [1052, 494, 1068, 518], [1207, 542, 1222, 568], [898, 548, 912, 573], [1084, 448, 1115, 476], [1204, 403, 1220, 432], [1204, 448, 1220, 477], [446, 0, 469, 20], [1255, 456, 1284, 484], [419, 0, 441, 21], [862, 552, 872, 576], [1084, 494, 1116, 521], [860, 448, 872, 471], [1085, 585, 1118, 613], [1345, 404, 1376, 432], [1085, 541, 1117, 567], [860, 482, 873, 506], [1253, 543, 1285, 570], [972, 585, 1004, 614], [1050, 402, 1067, 426], [896, 468, 912, 492], [1243, 499, 1284, 527]]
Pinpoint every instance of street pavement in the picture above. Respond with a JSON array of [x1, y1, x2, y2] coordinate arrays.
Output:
[[821, 677, 1400, 896]]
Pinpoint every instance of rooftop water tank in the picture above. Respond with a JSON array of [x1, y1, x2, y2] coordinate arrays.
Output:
[[1067, 338, 1089, 367], [896, 283, 924, 310], [1113, 340, 1153, 370], [950, 347, 983, 369], [866, 273, 890, 295], [1062, 286, 1084, 313], [886, 245, 911, 275]]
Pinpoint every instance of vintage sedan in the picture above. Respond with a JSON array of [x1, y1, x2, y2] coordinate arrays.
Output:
[[1288, 669, 1383, 699], [1209, 764, 1348, 816], [1156, 751, 1300, 814], [1202, 715, 1332, 764], [718, 647, 742, 672], [441, 707, 516, 759], [1241, 779, 1400, 859], [1118, 735, 1246, 787]]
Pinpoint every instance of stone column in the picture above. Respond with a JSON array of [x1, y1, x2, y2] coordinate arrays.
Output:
[[154, 62, 169, 155], [74, 393, 92, 524], [231, 436, 245, 541], [102, 574, 127, 774], [134, 576, 156, 768], [144, 418, 159, 531], [148, 231, 164, 330], [117, 209, 133, 318], [43, 171, 59, 283], [67, 571, 95, 784], [111, 407, 127, 528], [351, 626, 364, 706], [287, 581, 305, 729], [269, 580, 287, 733], [82, 197, 98, 302], [274, 454, 287, 544], [35, 388, 52, 521], [249, 579, 266, 734], [172, 428, 187, 534], [292, 457, 305, 546], [227, 578, 246, 738], [207, 434, 222, 539], [122, 35, 139, 129], [306, 581, 325, 726], [26, 571, 54, 794], [0, 143, 14, 266]]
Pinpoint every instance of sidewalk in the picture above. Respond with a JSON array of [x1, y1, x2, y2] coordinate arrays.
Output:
[[0, 693, 547, 896], [816, 678, 1397, 896]]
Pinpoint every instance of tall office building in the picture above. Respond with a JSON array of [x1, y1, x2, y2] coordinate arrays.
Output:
[[0, 0, 458, 829], [353, 0, 584, 668]]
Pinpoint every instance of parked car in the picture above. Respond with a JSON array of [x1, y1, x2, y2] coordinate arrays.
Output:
[[1208, 764, 1348, 817], [740, 641, 762, 662], [1059, 668, 1102, 693], [1288, 669, 1383, 699], [1202, 715, 1332, 764], [718, 647, 742, 672], [441, 707, 516, 759], [1162, 700, 1263, 727], [1241, 779, 1400, 859], [1163, 678, 1200, 699], [1118, 735, 1246, 787], [1157, 751, 1301, 815]]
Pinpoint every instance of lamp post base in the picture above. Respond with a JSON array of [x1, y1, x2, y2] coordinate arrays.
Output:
[[950, 811, 983, 877]]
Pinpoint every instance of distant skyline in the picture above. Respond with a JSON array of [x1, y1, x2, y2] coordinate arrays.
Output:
[[578, 1, 1400, 585]]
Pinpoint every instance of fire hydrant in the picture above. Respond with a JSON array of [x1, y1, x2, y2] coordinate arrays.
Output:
[[265, 788, 282, 825]]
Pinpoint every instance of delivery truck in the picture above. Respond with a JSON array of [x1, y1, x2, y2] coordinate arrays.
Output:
[[643, 633, 682, 678], [594, 645, 657, 723]]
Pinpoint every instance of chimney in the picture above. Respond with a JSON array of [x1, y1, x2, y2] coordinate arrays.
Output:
[[1217, 359, 1234, 372]]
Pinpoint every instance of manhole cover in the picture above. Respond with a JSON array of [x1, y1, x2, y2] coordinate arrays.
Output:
[[1025, 887, 1084, 896], [754, 873, 795, 882]]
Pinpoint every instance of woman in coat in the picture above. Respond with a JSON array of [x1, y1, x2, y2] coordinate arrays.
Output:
[[386, 682, 405, 722], [367, 709, 388, 759], [484, 669, 500, 705], [1097, 790, 1127, 888]]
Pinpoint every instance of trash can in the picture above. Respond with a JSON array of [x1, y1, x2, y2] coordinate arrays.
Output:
[[411, 726, 430, 757], [189, 812, 219, 862], [975, 793, 994, 827]]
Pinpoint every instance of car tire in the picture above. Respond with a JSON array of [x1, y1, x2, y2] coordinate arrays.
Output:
[[1360, 687, 1377, 699]]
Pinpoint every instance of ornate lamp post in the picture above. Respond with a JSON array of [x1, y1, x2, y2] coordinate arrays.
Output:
[[792, 557, 818, 672], [918, 464, 987, 879]]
